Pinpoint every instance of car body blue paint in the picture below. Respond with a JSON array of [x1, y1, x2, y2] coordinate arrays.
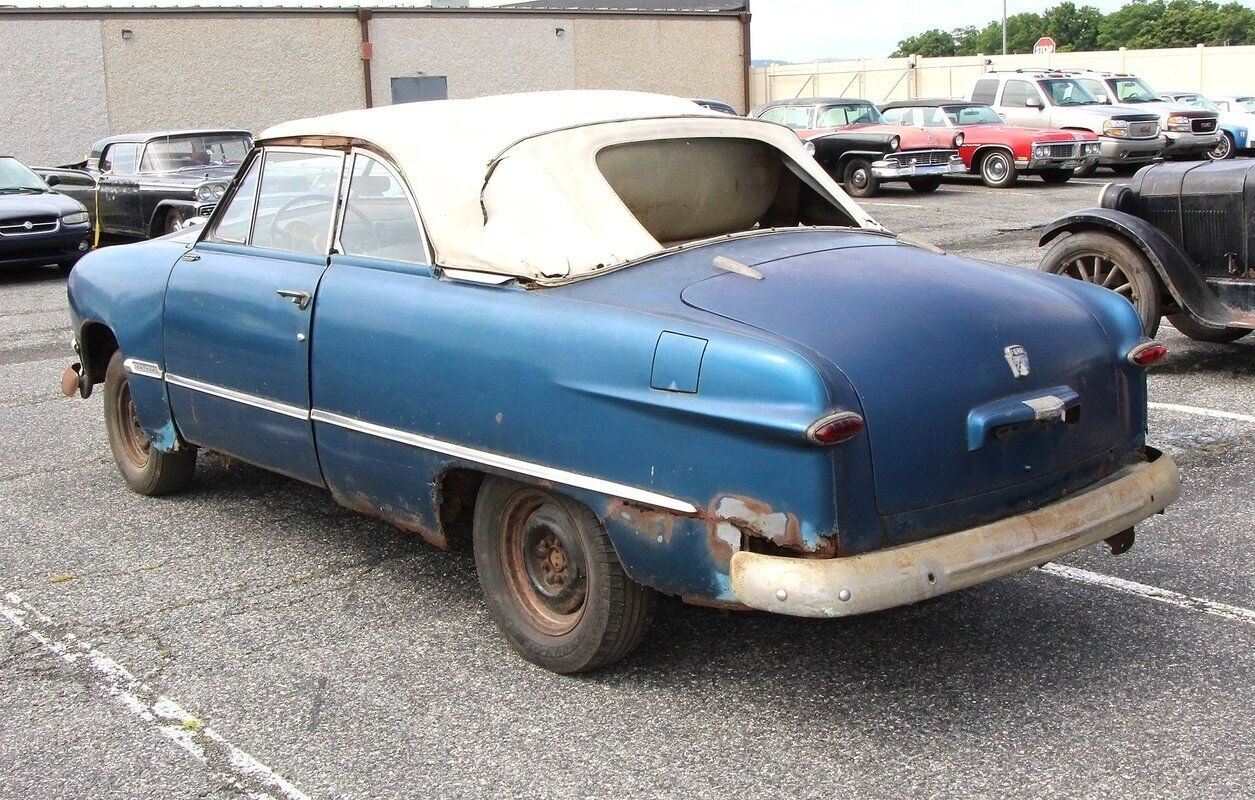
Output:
[[65, 216, 1152, 602], [650, 331, 707, 393]]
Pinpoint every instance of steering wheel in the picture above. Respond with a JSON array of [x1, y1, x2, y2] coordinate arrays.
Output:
[[267, 193, 333, 251], [341, 202, 381, 254]]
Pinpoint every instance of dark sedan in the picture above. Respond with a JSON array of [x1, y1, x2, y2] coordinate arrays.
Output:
[[0, 156, 91, 271]]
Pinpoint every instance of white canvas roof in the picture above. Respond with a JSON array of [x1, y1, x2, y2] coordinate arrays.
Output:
[[260, 90, 877, 279]]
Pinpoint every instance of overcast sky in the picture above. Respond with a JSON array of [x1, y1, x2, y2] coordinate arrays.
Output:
[[751, 0, 1134, 61]]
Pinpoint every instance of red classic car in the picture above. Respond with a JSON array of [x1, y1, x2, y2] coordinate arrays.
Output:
[[880, 99, 1101, 187], [751, 98, 966, 197]]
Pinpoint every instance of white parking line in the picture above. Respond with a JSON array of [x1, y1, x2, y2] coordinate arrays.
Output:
[[1038, 564, 1255, 626], [861, 201, 928, 209], [1149, 401, 1255, 424], [0, 591, 311, 800]]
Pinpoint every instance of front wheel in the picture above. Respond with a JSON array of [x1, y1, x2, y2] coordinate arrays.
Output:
[[163, 209, 187, 235], [1073, 159, 1098, 178], [842, 158, 879, 198], [1209, 133, 1236, 161], [907, 176, 943, 193], [1039, 168, 1075, 184], [979, 151, 1018, 188], [472, 477, 656, 673], [1039, 231, 1162, 336], [1167, 313, 1252, 343], [103, 351, 196, 495]]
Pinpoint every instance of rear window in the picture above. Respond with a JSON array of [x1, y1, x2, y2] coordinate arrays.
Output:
[[595, 137, 854, 246], [971, 79, 999, 105]]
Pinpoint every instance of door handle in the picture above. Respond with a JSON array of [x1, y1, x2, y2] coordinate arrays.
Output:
[[276, 289, 312, 310], [181, 251, 200, 262]]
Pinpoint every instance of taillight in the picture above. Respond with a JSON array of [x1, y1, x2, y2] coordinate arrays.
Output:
[[1127, 341, 1167, 367], [807, 411, 865, 445]]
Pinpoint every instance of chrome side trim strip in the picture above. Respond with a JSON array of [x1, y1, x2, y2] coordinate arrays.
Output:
[[165, 373, 310, 421], [122, 358, 164, 379], [310, 408, 699, 515]]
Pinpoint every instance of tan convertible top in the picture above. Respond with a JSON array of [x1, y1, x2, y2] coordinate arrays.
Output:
[[259, 90, 877, 279]]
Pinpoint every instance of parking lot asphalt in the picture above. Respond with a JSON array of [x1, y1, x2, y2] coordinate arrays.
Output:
[[1, 173, 1253, 800]]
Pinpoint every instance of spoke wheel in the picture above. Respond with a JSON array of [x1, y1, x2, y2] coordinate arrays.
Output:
[[1209, 134, 1234, 161], [498, 492, 588, 636], [1039, 231, 1162, 336]]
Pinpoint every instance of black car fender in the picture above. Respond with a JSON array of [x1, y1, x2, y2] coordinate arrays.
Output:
[[1039, 208, 1238, 328], [147, 199, 199, 237]]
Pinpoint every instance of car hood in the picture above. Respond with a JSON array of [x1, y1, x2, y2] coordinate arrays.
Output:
[[1114, 101, 1215, 120], [0, 190, 86, 218], [805, 124, 955, 149], [959, 123, 1094, 142], [679, 243, 1126, 515]]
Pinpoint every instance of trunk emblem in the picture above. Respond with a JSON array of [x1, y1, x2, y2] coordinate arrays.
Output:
[[1004, 345, 1030, 379]]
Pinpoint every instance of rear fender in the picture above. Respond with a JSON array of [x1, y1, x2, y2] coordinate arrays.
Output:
[[1039, 208, 1236, 328]]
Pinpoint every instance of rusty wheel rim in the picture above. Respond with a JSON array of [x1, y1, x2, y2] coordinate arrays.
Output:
[[114, 378, 151, 469], [1060, 251, 1141, 308], [498, 491, 587, 637]]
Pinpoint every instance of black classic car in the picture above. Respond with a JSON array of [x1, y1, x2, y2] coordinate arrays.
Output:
[[37, 129, 253, 240], [1040, 159, 1254, 342], [0, 155, 92, 271]]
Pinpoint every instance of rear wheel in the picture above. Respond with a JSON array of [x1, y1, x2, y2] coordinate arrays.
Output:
[[1039, 168, 1075, 184], [1167, 313, 1252, 343], [103, 351, 196, 495], [1209, 132, 1235, 161], [842, 158, 879, 198], [978, 150, 1017, 188], [907, 176, 943, 193], [472, 477, 656, 673], [1040, 231, 1162, 336]]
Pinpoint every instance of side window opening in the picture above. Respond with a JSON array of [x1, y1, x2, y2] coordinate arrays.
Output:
[[250, 150, 342, 255], [1002, 80, 1039, 108], [338, 153, 426, 263], [102, 143, 139, 175], [971, 79, 999, 105], [208, 156, 261, 244], [595, 137, 855, 248]]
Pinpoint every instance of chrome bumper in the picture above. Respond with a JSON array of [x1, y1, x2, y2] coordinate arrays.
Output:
[[871, 156, 966, 179], [728, 450, 1180, 618]]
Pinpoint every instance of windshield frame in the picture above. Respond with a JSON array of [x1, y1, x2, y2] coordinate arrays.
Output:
[[0, 156, 49, 192], [138, 133, 254, 175]]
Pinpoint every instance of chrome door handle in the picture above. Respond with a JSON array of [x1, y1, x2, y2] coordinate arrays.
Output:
[[276, 289, 312, 310], [181, 251, 200, 262]]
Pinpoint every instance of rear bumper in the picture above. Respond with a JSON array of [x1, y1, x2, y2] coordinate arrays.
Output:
[[728, 449, 1180, 618]]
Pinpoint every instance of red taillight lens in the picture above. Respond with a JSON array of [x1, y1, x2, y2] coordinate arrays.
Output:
[[1128, 341, 1168, 367], [807, 411, 865, 445]]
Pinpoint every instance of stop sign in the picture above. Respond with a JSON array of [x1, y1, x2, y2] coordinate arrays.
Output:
[[1034, 36, 1057, 54]]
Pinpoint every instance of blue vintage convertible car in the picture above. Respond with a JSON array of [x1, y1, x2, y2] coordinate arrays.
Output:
[[62, 91, 1180, 672]]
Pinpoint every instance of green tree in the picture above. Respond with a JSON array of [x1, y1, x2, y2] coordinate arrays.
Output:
[[1042, 2, 1104, 51], [891, 28, 958, 57]]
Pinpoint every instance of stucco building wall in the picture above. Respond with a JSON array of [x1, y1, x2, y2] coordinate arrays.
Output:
[[0, 18, 110, 164], [0, 8, 747, 166]]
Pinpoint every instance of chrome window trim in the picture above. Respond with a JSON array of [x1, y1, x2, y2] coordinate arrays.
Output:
[[310, 408, 699, 514], [245, 146, 347, 256], [201, 149, 263, 246], [165, 372, 311, 421], [122, 358, 164, 379], [333, 147, 435, 266]]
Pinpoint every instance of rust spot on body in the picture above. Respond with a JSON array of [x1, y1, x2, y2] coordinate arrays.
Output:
[[334, 489, 448, 549], [608, 499, 677, 544]]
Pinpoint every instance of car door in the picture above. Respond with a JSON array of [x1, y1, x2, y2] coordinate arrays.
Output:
[[999, 79, 1046, 127], [97, 142, 143, 236], [163, 146, 346, 485]]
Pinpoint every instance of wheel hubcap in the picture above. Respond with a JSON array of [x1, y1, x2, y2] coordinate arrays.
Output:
[[1211, 138, 1231, 159], [852, 169, 868, 189], [499, 493, 588, 636], [987, 156, 1008, 179]]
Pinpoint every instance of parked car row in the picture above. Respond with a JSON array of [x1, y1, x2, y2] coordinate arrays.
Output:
[[746, 69, 1237, 195]]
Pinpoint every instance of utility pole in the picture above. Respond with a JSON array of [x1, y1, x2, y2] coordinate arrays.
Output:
[[1002, 0, 1008, 55]]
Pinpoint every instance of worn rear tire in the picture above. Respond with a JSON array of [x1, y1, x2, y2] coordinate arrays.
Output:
[[1039, 231, 1162, 336], [103, 351, 196, 495], [472, 477, 656, 673], [1167, 313, 1252, 343]]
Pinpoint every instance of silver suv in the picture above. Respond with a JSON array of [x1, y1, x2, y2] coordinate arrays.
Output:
[[1066, 71, 1221, 159], [967, 71, 1164, 176]]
